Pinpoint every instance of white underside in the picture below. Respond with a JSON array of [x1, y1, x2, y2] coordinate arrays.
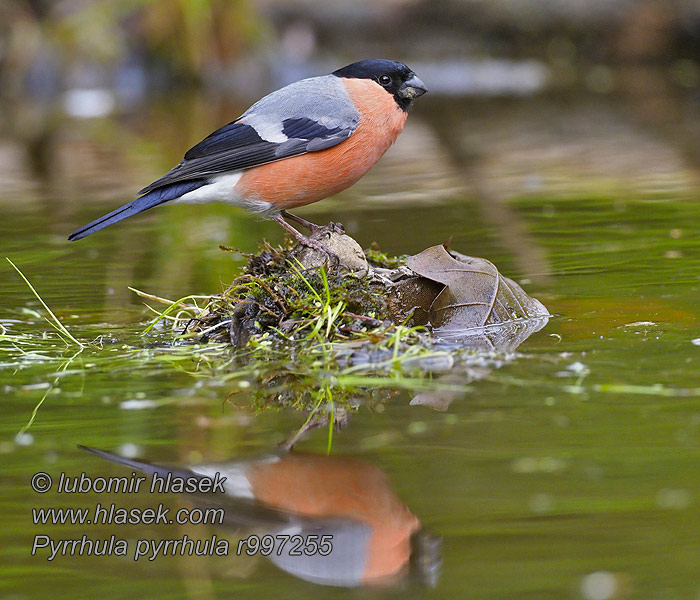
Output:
[[191, 455, 281, 500], [173, 172, 273, 214]]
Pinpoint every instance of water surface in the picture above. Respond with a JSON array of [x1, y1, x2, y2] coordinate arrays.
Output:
[[3, 86, 700, 599]]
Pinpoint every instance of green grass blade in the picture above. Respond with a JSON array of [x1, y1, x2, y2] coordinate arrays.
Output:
[[6, 257, 84, 349]]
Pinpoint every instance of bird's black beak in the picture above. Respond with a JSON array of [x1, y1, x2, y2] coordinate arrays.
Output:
[[398, 74, 428, 100]]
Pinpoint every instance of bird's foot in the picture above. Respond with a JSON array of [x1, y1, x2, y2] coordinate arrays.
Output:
[[281, 210, 345, 236], [296, 235, 340, 267], [326, 221, 345, 235], [272, 215, 340, 266]]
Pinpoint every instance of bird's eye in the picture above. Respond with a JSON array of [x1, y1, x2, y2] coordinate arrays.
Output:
[[378, 74, 392, 86]]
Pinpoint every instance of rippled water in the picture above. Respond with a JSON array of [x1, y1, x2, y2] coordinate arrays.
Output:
[[3, 84, 700, 599]]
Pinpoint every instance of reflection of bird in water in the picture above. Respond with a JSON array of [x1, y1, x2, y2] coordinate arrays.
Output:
[[68, 59, 427, 257], [79, 446, 441, 588]]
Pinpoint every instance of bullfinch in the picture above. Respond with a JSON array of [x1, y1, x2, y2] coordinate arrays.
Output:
[[79, 446, 441, 587], [68, 59, 427, 254]]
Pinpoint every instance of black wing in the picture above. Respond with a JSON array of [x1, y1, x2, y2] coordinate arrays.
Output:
[[139, 118, 354, 196]]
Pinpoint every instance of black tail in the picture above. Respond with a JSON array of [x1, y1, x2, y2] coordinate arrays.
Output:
[[77, 445, 201, 481], [68, 201, 145, 241], [68, 180, 206, 241]]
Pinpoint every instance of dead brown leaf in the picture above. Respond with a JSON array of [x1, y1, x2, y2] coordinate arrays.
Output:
[[405, 245, 549, 334]]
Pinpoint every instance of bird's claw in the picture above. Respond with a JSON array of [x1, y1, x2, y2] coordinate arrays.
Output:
[[327, 221, 345, 234], [305, 221, 345, 236], [299, 236, 340, 267], [274, 213, 341, 267]]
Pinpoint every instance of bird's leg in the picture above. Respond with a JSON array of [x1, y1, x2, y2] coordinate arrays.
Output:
[[280, 210, 321, 232], [271, 214, 339, 263], [281, 210, 345, 235]]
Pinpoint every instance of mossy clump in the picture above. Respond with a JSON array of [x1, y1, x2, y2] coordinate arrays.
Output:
[[182, 238, 414, 348], [138, 227, 549, 357]]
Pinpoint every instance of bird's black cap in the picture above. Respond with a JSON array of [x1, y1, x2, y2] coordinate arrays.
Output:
[[332, 59, 413, 81], [332, 59, 427, 111]]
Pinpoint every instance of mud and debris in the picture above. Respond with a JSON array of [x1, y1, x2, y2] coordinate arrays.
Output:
[[184, 225, 550, 350]]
